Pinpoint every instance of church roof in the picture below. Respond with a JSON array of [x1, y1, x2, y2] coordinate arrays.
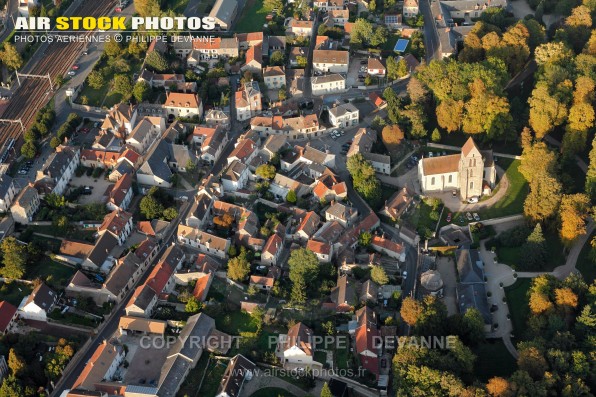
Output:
[[461, 137, 480, 157], [420, 154, 459, 175]]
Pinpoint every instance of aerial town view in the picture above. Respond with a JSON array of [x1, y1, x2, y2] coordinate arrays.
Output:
[[0, 0, 594, 395]]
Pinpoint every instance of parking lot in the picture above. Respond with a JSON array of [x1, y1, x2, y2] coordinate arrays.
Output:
[[347, 56, 368, 87], [69, 174, 111, 205]]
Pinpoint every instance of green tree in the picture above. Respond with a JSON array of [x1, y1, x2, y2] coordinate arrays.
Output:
[[431, 128, 441, 142], [264, 0, 283, 11], [185, 296, 202, 313], [288, 248, 319, 302], [113, 74, 133, 98], [383, 87, 401, 124], [358, 231, 372, 247], [286, 190, 297, 204], [20, 141, 36, 159], [145, 50, 169, 72], [0, 44, 23, 70], [351, 19, 373, 45], [227, 252, 250, 281], [134, 0, 161, 17], [53, 215, 69, 233], [436, 99, 464, 133], [521, 223, 547, 270], [104, 39, 123, 58], [255, 164, 276, 179], [87, 70, 104, 90], [585, 136, 596, 200], [371, 265, 389, 285], [163, 207, 178, 221], [346, 153, 381, 206], [462, 308, 486, 345], [270, 50, 285, 66], [50, 136, 62, 149], [133, 81, 151, 103], [462, 79, 512, 139], [140, 195, 165, 219], [0, 238, 27, 279], [45, 193, 66, 209]]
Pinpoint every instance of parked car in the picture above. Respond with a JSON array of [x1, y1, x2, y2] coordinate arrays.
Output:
[[428, 152, 433, 157], [446, 212, 452, 222], [71, 65, 79, 70], [467, 196, 479, 204], [473, 213, 480, 221], [402, 271, 408, 280], [452, 190, 457, 197], [360, 60, 367, 65], [466, 212, 473, 221], [67, 71, 76, 76], [18, 169, 27, 175]]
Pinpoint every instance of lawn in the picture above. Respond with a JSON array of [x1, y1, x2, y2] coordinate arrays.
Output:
[[250, 388, 297, 397], [161, 0, 189, 14], [497, 229, 565, 272], [0, 282, 33, 306], [477, 159, 528, 220], [314, 350, 327, 365], [77, 82, 109, 107], [214, 311, 258, 335], [381, 34, 401, 52], [576, 230, 596, 283], [26, 257, 76, 290], [472, 340, 517, 382], [402, 197, 442, 239], [335, 343, 349, 370], [234, 0, 268, 33], [504, 278, 531, 340], [198, 358, 228, 396]]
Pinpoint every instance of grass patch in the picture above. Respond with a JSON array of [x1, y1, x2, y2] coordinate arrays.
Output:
[[576, 230, 596, 283], [504, 278, 531, 340], [314, 350, 327, 365], [0, 282, 33, 306], [477, 159, 528, 220], [26, 257, 76, 290], [335, 343, 349, 370], [250, 388, 297, 397], [381, 34, 401, 52], [496, 229, 565, 272], [235, 0, 268, 33], [473, 340, 517, 382], [198, 358, 228, 396], [49, 309, 98, 327], [214, 311, 258, 335], [77, 83, 109, 107], [403, 197, 442, 239]]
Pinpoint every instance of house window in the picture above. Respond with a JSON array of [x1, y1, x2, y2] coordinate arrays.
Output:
[[448, 175, 452, 183], [431, 177, 435, 185]]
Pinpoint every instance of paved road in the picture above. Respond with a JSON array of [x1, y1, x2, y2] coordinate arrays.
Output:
[[0, 0, 17, 44], [419, 0, 440, 62]]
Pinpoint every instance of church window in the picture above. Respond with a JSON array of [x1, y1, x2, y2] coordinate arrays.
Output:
[[470, 181, 474, 189]]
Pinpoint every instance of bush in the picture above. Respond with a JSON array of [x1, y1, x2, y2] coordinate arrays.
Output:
[[92, 167, 103, 178], [497, 225, 530, 247]]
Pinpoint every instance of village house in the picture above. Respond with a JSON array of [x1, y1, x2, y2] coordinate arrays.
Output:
[[371, 235, 406, 262], [295, 211, 321, 241], [164, 92, 203, 119], [403, 0, 419, 17], [72, 340, 125, 390], [347, 128, 391, 175], [98, 210, 134, 246], [326, 9, 349, 26], [209, 0, 238, 30], [354, 306, 380, 379], [177, 225, 231, 259], [216, 354, 256, 397], [10, 184, 40, 225], [105, 173, 134, 211], [241, 43, 263, 75], [367, 58, 387, 76], [306, 239, 333, 262], [138, 69, 185, 88], [0, 301, 18, 334], [101, 103, 138, 137], [286, 19, 314, 36], [263, 66, 286, 90], [313, 50, 349, 73], [204, 108, 230, 129], [313, 0, 344, 10], [328, 102, 359, 128], [249, 275, 274, 291], [311, 74, 346, 95], [276, 322, 323, 370], [81, 232, 119, 272], [35, 146, 80, 196], [221, 160, 250, 192], [18, 283, 57, 321], [0, 174, 16, 213], [235, 81, 263, 121], [325, 202, 358, 227], [125, 116, 165, 153], [189, 37, 239, 62], [261, 233, 283, 266], [381, 187, 415, 221]]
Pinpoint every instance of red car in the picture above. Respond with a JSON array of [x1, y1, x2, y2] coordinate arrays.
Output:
[[71, 65, 79, 70], [80, 127, 89, 133], [115, 7, 122, 12], [446, 212, 452, 223]]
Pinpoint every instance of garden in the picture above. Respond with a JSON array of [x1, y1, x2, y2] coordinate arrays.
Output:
[[504, 278, 531, 340]]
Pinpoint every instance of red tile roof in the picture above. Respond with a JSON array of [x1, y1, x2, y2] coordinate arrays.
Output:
[[250, 275, 274, 287], [99, 210, 132, 237], [263, 234, 283, 256], [306, 239, 331, 255], [0, 301, 17, 332], [229, 139, 256, 162], [146, 261, 175, 294], [193, 272, 213, 301], [108, 173, 132, 207]]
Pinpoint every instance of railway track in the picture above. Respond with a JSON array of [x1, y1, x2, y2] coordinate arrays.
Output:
[[0, 0, 116, 155]]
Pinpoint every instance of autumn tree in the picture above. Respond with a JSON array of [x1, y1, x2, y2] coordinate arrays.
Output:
[[370, 265, 389, 285], [381, 124, 404, 151], [87, 70, 104, 90], [462, 79, 512, 139], [517, 346, 549, 379], [214, 213, 234, 228], [559, 193, 590, 245], [7, 349, 25, 377], [400, 297, 423, 326], [320, 382, 333, 397], [436, 99, 464, 133], [529, 291, 554, 314], [486, 377, 513, 397], [227, 250, 250, 281], [554, 287, 578, 308]]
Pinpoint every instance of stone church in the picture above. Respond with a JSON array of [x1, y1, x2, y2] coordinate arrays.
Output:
[[417, 137, 497, 200]]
